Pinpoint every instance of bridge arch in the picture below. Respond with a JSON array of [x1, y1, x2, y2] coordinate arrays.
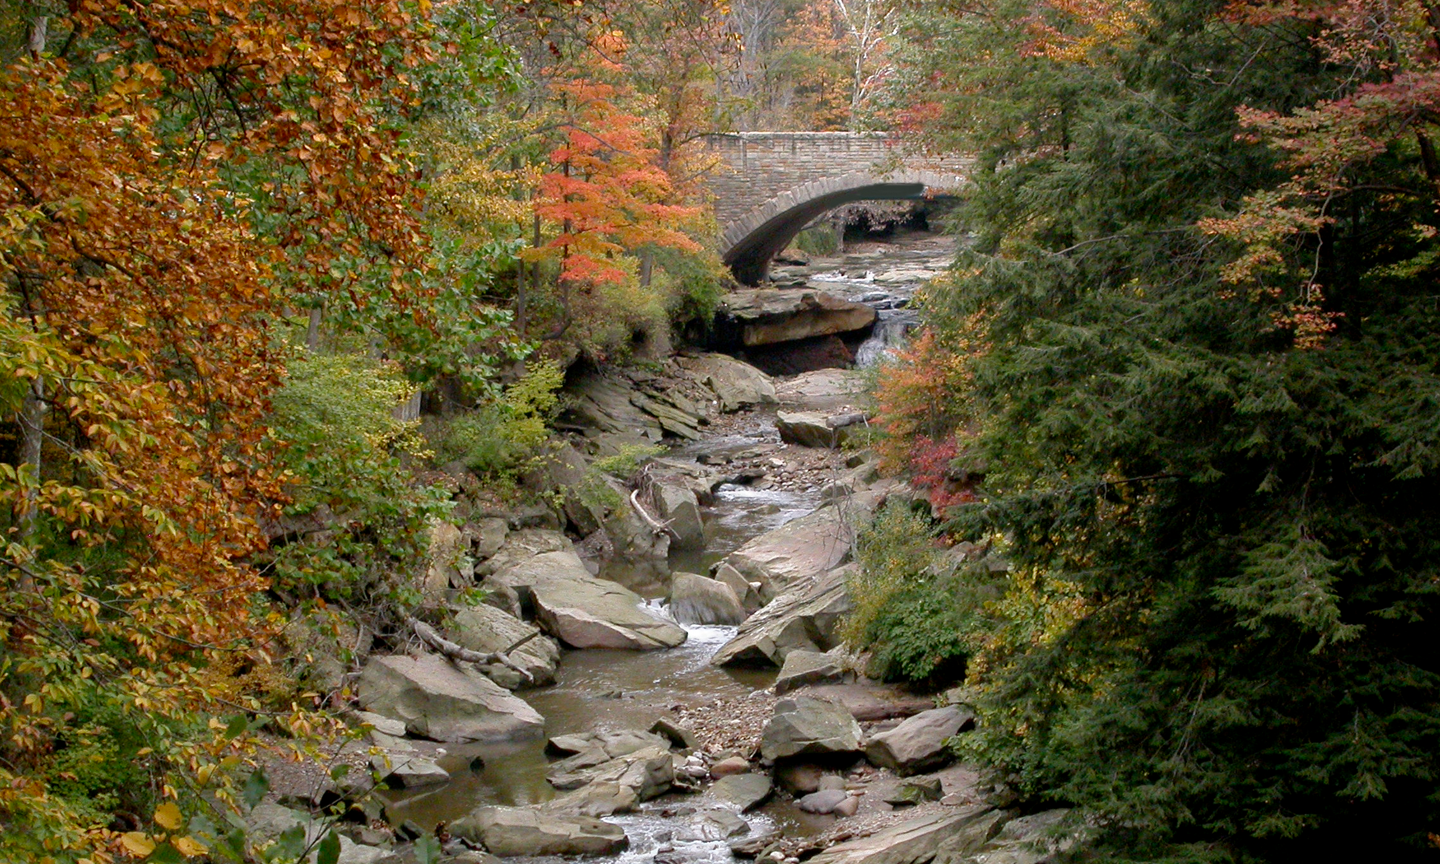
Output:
[[720, 169, 964, 285]]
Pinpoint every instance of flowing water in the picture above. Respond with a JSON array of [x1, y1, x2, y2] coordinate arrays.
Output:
[[381, 232, 955, 862]]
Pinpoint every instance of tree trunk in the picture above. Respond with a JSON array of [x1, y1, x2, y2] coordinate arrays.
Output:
[[306, 305, 322, 350], [26, 16, 48, 59], [19, 376, 44, 543]]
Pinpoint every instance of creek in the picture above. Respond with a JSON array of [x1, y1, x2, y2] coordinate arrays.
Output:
[[379, 230, 955, 864]]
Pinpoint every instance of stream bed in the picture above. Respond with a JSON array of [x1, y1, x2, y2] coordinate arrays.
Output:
[[378, 232, 955, 863]]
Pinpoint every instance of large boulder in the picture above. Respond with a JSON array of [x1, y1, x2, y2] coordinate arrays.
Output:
[[720, 504, 861, 601], [776, 410, 867, 449], [356, 654, 544, 743], [709, 773, 773, 812], [652, 479, 705, 549], [711, 567, 851, 668], [446, 603, 560, 688], [759, 697, 863, 762], [669, 572, 747, 626], [450, 807, 628, 857], [477, 530, 574, 579], [675, 353, 778, 412], [533, 575, 687, 650], [719, 289, 877, 347], [774, 649, 849, 695], [864, 706, 974, 776]]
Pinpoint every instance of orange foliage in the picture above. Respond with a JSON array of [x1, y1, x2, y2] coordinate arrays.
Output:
[[873, 313, 989, 511], [0, 0, 436, 851]]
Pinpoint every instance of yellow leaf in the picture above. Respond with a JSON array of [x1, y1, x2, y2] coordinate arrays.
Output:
[[153, 801, 182, 831], [173, 836, 207, 857], [120, 833, 155, 857]]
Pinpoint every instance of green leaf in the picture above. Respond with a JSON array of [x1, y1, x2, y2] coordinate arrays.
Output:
[[241, 767, 270, 808], [316, 830, 341, 864], [414, 835, 442, 864], [146, 843, 189, 864]]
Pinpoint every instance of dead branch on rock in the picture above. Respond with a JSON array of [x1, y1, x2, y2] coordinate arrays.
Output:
[[408, 617, 533, 683]]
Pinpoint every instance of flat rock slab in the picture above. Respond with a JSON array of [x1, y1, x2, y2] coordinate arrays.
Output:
[[720, 505, 859, 601], [451, 806, 629, 857], [721, 289, 876, 347], [805, 806, 1012, 864], [709, 773, 773, 812], [760, 697, 863, 762], [864, 706, 974, 775], [357, 654, 544, 744], [775, 649, 849, 695], [776, 369, 867, 413]]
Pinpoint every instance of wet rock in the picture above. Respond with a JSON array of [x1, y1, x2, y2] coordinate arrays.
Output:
[[797, 789, 850, 814], [692, 809, 750, 840], [449, 806, 629, 857], [669, 572, 747, 626], [675, 354, 778, 413], [533, 572, 687, 650], [356, 654, 544, 744], [710, 755, 751, 777], [759, 697, 863, 762], [650, 717, 702, 751], [720, 289, 876, 347], [445, 603, 560, 688], [711, 568, 851, 668], [710, 772, 773, 812], [718, 504, 862, 601], [863, 706, 973, 776], [774, 649, 849, 695], [652, 480, 705, 549], [805, 806, 1012, 864]]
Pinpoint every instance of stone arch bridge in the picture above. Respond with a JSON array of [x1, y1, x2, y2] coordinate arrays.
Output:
[[703, 132, 972, 284]]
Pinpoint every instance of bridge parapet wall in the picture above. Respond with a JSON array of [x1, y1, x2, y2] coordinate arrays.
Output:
[[702, 132, 972, 230]]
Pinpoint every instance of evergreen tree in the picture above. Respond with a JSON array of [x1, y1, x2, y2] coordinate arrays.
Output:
[[879, 0, 1440, 859]]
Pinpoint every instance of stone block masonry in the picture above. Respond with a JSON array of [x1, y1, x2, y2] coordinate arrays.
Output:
[[701, 133, 973, 283]]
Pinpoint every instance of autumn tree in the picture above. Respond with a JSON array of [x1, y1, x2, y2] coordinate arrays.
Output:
[[0, 0, 464, 856]]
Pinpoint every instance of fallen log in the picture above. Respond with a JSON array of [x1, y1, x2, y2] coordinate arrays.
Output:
[[408, 617, 533, 683]]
